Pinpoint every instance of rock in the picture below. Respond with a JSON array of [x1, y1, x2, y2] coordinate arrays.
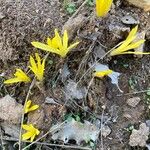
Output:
[[134, 31, 146, 58], [0, 12, 5, 19], [1, 122, 20, 138], [129, 123, 149, 147], [126, 0, 150, 11], [126, 97, 141, 107], [63, 14, 87, 39], [0, 95, 23, 124], [121, 15, 139, 25], [146, 120, 150, 128], [45, 97, 59, 105], [101, 125, 111, 138]]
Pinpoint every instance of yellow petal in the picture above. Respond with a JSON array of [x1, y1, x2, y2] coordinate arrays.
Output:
[[22, 124, 32, 131], [126, 26, 138, 41], [117, 26, 138, 50], [96, 0, 113, 17], [47, 38, 52, 46], [123, 40, 145, 51], [35, 53, 42, 71], [4, 69, 30, 84], [24, 100, 32, 113], [121, 51, 150, 55], [36, 129, 40, 135], [26, 100, 32, 107], [54, 29, 63, 50], [28, 105, 39, 112], [67, 42, 80, 52], [63, 30, 68, 50], [15, 69, 30, 81], [30, 134, 36, 142], [110, 26, 139, 56], [94, 70, 113, 78], [4, 78, 23, 84], [29, 56, 38, 73], [110, 40, 145, 56], [22, 132, 33, 141], [31, 42, 62, 56]]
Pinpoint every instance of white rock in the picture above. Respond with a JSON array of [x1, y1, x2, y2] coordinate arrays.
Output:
[[129, 123, 149, 147], [101, 125, 111, 138], [127, 97, 141, 107]]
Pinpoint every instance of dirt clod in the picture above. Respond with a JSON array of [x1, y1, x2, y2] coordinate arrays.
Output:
[[126, 0, 150, 11]]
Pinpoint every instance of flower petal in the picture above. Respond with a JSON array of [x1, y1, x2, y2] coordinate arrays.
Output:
[[4, 69, 30, 84], [121, 51, 150, 55], [67, 42, 80, 52], [126, 26, 138, 41], [47, 38, 52, 46], [30, 134, 36, 142], [22, 124, 33, 131], [94, 69, 113, 78], [22, 132, 33, 141], [54, 29, 63, 50], [4, 78, 23, 84], [63, 30, 68, 50], [28, 105, 39, 112], [123, 40, 145, 51], [96, 0, 113, 17]]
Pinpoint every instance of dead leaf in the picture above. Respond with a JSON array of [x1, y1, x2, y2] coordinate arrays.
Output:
[[51, 119, 100, 145]]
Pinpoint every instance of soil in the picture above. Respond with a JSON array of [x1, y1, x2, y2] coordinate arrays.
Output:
[[0, 0, 150, 150]]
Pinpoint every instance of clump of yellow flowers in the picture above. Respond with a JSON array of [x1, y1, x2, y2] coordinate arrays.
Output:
[[29, 53, 46, 81], [4, 69, 31, 84], [4, 53, 45, 84], [31, 29, 79, 58], [110, 26, 150, 56], [22, 124, 40, 142], [4, 28, 80, 143], [24, 100, 39, 114]]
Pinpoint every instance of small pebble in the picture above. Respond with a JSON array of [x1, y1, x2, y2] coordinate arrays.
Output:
[[101, 125, 111, 138]]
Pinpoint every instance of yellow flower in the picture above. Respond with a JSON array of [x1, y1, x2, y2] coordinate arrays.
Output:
[[22, 124, 40, 142], [29, 53, 45, 81], [94, 69, 113, 78], [110, 26, 150, 56], [96, 0, 113, 17], [25, 100, 39, 114], [4, 69, 31, 84], [31, 29, 79, 58]]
